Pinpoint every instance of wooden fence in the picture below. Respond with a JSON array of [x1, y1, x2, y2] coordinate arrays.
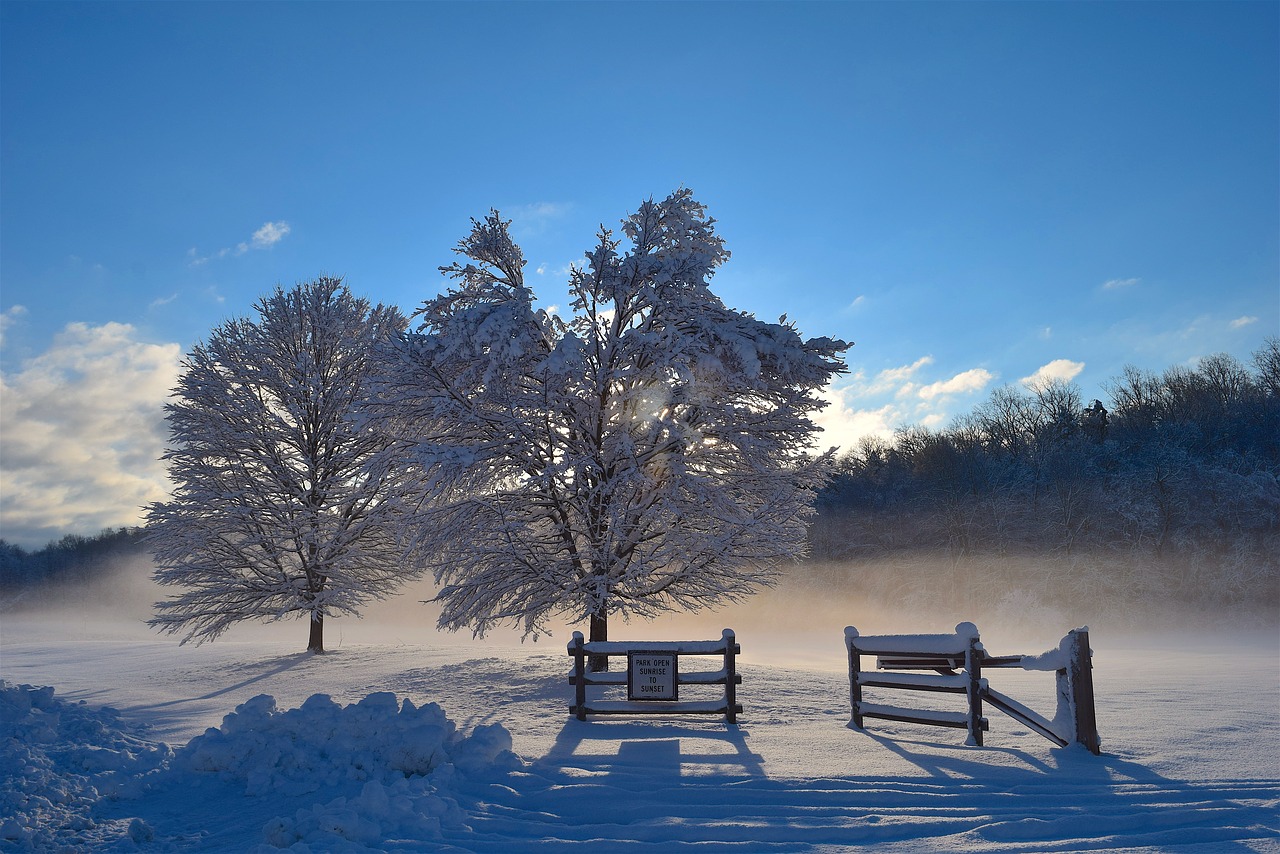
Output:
[[845, 622, 1100, 754], [568, 629, 742, 722]]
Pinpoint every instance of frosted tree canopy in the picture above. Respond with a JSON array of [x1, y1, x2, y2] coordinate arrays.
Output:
[[367, 190, 851, 649]]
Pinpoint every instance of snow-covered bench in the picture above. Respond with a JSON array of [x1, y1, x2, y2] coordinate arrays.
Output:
[[568, 629, 743, 723], [845, 622, 1100, 753]]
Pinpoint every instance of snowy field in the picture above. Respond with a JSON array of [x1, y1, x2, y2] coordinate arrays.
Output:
[[2, 577, 1278, 853]]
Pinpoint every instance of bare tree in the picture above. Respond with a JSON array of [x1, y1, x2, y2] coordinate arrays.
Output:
[[368, 191, 849, 666], [147, 278, 425, 651]]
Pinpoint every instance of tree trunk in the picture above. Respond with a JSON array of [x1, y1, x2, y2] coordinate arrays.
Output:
[[307, 611, 324, 653], [588, 610, 608, 672]]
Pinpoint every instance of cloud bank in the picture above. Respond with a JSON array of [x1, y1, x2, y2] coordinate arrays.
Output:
[[0, 321, 180, 547]]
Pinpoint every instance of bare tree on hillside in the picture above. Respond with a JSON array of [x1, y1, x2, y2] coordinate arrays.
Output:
[[147, 278, 426, 651], [367, 190, 849, 667]]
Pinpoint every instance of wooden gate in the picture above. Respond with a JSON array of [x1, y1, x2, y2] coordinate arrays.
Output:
[[845, 622, 1100, 754]]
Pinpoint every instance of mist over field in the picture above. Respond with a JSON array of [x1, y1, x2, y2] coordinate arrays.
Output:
[[4, 546, 1273, 667]]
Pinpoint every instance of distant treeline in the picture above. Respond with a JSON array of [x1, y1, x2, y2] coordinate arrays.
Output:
[[0, 527, 149, 594], [808, 339, 1280, 614]]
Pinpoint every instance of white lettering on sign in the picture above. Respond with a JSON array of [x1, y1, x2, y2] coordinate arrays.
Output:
[[628, 651, 678, 701]]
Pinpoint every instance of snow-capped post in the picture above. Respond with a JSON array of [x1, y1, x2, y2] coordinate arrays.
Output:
[[959, 622, 984, 747], [570, 631, 588, 721], [723, 629, 738, 725], [147, 278, 431, 652], [1067, 629, 1100, 754], [365, 191, 850, 666], [845, 626, 863, 729]]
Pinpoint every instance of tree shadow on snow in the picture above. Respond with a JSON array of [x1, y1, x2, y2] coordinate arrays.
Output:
[[133, 651, 318, 709]]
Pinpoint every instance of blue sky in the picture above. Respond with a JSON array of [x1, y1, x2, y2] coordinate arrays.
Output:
[[2, 1, 1277, 547]]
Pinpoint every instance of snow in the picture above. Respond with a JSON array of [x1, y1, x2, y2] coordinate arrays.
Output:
[[845, 623, 980, 656], [2, 601, 1278, 852]]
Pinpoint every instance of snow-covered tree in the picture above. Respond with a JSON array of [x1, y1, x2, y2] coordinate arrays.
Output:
[[147, 278, 426, 651], [368, 190, 849, 664]]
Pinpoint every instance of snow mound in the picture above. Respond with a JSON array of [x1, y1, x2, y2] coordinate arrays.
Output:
[[178, 690, 520, 852], [2, 683, 521, 853], [179, 691, 517, 795], [0, 681, 171, 851]]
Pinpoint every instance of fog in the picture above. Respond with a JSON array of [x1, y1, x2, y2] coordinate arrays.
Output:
[[4, 551, 1275, 674]]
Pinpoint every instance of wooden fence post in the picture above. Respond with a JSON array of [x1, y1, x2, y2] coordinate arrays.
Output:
[[570, 631, 587, 721], [723, 628, 738, 724], [845, 626, 863, 729], [1067, 629, 1101, 755], [961, 623, 984, 747]]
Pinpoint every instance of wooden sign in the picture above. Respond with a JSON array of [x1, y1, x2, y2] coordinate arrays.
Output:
[[628, 651, 678, 701]]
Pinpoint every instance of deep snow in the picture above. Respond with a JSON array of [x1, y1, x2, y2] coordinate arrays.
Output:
[[1, 584, 1278, 852]]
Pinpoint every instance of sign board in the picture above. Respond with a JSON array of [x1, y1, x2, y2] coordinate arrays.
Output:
[[628, 651, 678, 701]]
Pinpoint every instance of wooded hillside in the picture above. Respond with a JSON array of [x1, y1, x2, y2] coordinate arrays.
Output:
[[808, 340, 1279, 619]]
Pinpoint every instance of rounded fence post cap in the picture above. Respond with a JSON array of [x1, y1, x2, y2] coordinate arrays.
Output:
[[722, 628, 734, 638], [844, 626, 859, 639], [571, 631, 584, 641], [955, 621, 979, 639]]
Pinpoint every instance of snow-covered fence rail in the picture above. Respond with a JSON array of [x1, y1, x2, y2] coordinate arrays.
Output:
[[845, 623, 1100, 754], [568, 629, 742, 723]]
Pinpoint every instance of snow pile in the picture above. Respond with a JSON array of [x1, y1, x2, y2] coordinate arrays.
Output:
[[179, 691, 519, 852], [0, 681, 171, 851], [1, 682, 521, 853], [179, 691, 516, 794]]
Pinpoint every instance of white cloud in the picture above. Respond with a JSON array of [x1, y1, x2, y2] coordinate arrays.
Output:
[[811, 356, 994, 454], [812, 389, 898, 452], [251, 221, 291, 249], [1102, 277, 1140, 290], [871, 356, 933, 391], [1230, 316, 1258, 329], [149, 293, 179, 309], [0, 305, 28, 347], [1020, 358, 1085, 388], [1039, 326, 1053, 340], [845, 295, 867, 312], [190, 220, 291, 266], [917, 368, 995, 400], [0, 321, 181, 547]]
